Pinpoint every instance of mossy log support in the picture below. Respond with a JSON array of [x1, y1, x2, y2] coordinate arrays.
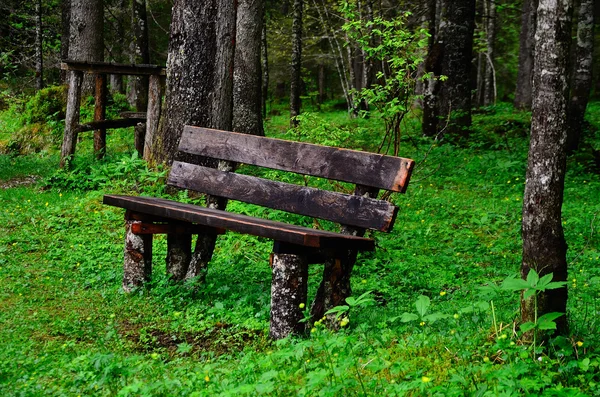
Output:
[[123, 220, 153, 292], [269, 251, 309, 339], [166, 232, 192, 281], [186, 231, 218, 283], [94, 73, 107, 159], [144, 74, 163, 162], [60, 70, 83, 168]]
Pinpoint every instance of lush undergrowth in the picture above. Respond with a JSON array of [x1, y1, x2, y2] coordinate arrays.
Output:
[[1, 102, 599, 396]]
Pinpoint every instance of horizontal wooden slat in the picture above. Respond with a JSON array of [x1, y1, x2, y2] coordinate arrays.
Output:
[[131, 222, 225, 235], [77, 118, 144, 132], [168, 162, 398, 232], [179, 126, 415, 193], [120, 111, 147, 119], [61, 60, 166, 76], [103, 195, 375, 251]]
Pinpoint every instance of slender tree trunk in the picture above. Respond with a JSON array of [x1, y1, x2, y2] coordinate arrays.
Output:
[[108, 0, 127, 94], [567, 0, 594, 153], [521, 0, 573, 336], [261, 16, 269, 119], [422, 0, 440, 137], [128, 0, 150, 110], [438, 0, 476, 137], [514, 0, 538, 111], [289, 0, 303, 127], [60, 0, 71, 83], [68, 0, 104, 94], [483, 0, 496, 106], [35, 0, 43, 91], [233, 0, 264, 136]]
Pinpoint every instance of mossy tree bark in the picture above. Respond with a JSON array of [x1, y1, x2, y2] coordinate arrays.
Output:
[[289, 0, 303, 127], [514, 0, 538, 111], [521, 0, 573, 336]]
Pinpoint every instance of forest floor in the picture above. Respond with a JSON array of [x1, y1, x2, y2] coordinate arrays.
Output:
[[1, 99, 599, 396]]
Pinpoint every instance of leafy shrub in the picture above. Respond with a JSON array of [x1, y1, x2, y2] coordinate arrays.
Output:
[[22, 85, 67, 124]]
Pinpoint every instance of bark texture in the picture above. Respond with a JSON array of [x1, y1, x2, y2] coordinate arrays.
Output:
[[289, 0, 303, 127], [567, 0, 594, 153], [128, 0, 150, 110], [270, 252, 308, 339], [166, 233, 192, 280], [60, 70, 83, 168], [123, 220, 153, 292], [35, 0, 43, 90], [233, 0, 265, 136], [482, 0, 496, 106], [514, 0, 538, 111], [60, 0, 71, 83], [68, 0, 104, 93], [422, 0, 441, 137], [151, 0, 236, 164], [437, 0, 475, 137], [522, 0, 572, 335]]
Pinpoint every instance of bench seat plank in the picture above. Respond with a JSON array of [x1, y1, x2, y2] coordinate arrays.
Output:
[[168, 161, 398, 232], [104, 195, 376, 251], [179, 126, 415, 193]]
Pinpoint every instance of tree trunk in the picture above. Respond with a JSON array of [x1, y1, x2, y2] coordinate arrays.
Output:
[[68, 0, 104, 94], [270, 252, 308, 339], [437, 0, 476, 137], [483, 0, 496, 106], [261, 16, 269, 119], [128, 0, 150, 110], [289, 0, 303, 127], [150, 0, 237, 281], [521, 0, 573, 336], [35, 0, 43, 91], [108, 0, 127, 94], [123, 220, 152, 292], [514, 0, 538, 111], [422, 0, 440, 137], [60, 0, 71, 83], [567, 0, 594, 153], [233, 0, 264, 136]]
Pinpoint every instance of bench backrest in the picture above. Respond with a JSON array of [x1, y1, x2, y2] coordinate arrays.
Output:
[[167, 126, 414, 232]]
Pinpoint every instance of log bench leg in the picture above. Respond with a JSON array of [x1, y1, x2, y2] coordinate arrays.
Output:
[[186, 232, 218, 282], [166, 232, 192, 281], [123, 220, 152, 292], [269, 250, 308, 339], [311, 251, 357, 327]]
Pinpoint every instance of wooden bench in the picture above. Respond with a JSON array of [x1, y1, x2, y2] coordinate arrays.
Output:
[[103, 126, 414, 339]]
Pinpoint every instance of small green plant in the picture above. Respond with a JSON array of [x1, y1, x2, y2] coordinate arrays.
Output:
[[399, 295, 448, 326], [502, 269, 567, 355]]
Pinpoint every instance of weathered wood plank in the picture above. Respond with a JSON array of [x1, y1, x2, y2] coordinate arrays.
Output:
[[61, 60, 166, 76], [179, 126, 415, 193], [76, 118, 144, 133], [120, 111, 147, 119], [168, 161, 398, 231], [103, 195, 375, 251], [131, 222, 225, 235]]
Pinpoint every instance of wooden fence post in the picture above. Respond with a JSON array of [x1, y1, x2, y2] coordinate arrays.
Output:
[[60, 70, 83, 168], [94, 73, 107, 159]]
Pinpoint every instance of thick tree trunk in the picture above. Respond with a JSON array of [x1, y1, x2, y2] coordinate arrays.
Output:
[[233, 0, 264, 136], [437, 0, 475, 137], [521, 0, 572, 336], [151, 0, 237, 281], [289, 0, 303, 127], [68, 0, 104, 94], [128, 0, 150, 110], [567, 0, 594, 153], [35, 0, 43, 91], [514, 0, 538, 111]]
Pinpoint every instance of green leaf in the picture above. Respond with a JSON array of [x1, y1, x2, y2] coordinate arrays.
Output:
[[523, 288, 536, 300], [520, 322, 536, 333], [526, 269, 540, 286], [415, 295, 430, 317], [501, 276, 529, 291], [400, 313, 419, 323], [537, 312, 564, 325], [537, 273, 554, 289]]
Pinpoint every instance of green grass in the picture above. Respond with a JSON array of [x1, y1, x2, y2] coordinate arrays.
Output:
[[0, 103, 599, 395]]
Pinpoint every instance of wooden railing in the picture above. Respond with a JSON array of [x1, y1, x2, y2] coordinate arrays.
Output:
[[59, 60, 166, 167]]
